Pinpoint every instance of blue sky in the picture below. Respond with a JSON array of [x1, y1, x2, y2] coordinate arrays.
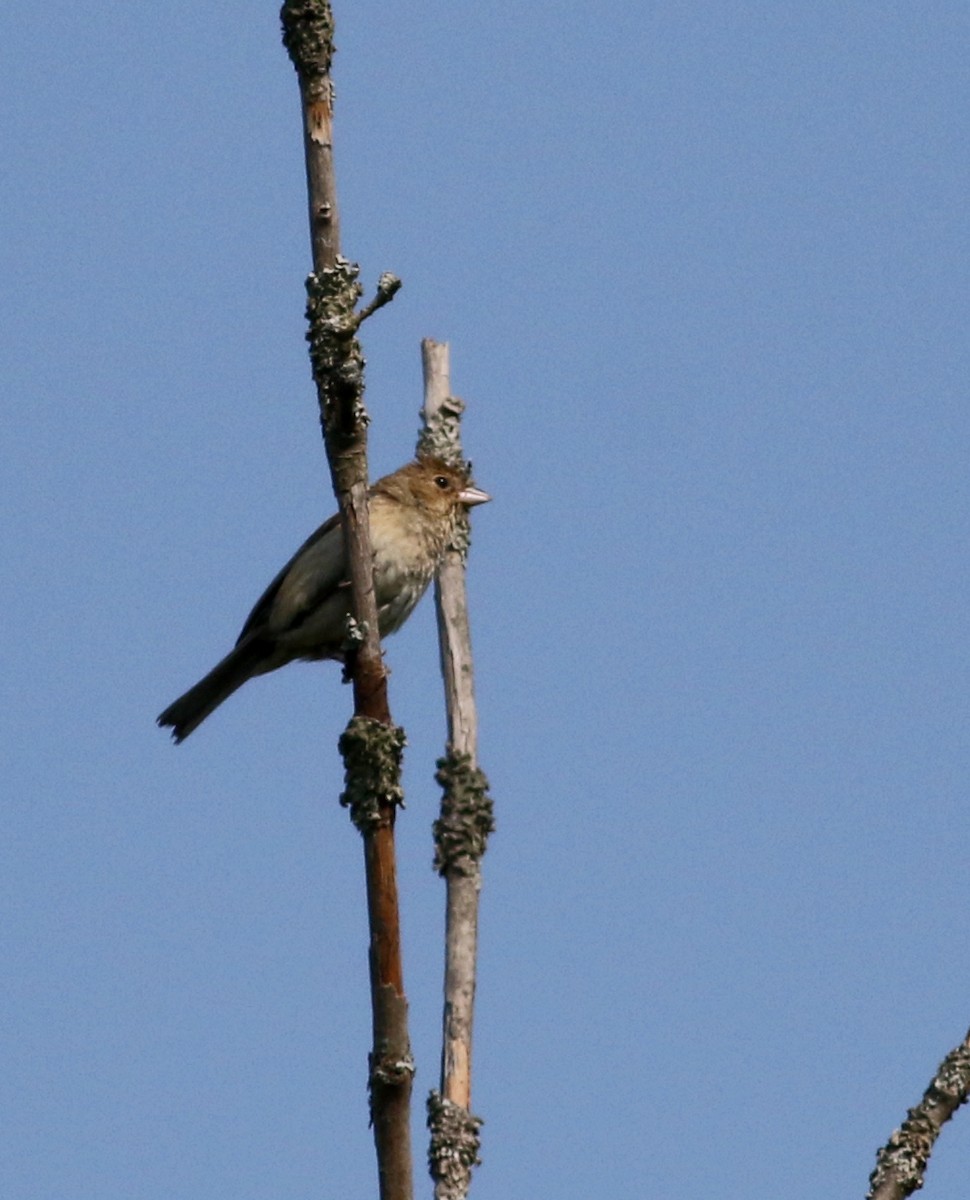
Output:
[[4, 2, 970, 1196]]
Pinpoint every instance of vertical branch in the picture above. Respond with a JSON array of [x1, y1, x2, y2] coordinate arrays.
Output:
[[418, 341, 494, 1200], [868, 1028, 970, 1200], [280, 5, 413, 1199]]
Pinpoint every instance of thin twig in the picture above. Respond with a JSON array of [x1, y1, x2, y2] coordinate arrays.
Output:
[[280, 5, 413, 1198], [868, 1027, 970, 1200], [356, 273, 404, 328], [418, 340, 493, 1200]]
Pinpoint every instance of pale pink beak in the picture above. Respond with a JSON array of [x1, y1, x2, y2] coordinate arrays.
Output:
[[459, 484, 491, 507]]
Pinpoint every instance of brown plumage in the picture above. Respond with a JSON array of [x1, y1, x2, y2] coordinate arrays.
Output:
[[157, 458, 490, 742]]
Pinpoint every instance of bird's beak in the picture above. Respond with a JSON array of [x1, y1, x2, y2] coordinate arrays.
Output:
[[459, 484, 491, 507]]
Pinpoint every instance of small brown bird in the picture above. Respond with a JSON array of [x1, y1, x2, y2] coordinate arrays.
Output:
[[158, 457, 490, 742]]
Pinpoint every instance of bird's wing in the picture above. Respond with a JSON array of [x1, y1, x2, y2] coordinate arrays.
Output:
[[235, 512, 347, 645]]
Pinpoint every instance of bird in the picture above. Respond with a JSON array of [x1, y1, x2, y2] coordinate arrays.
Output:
[[157, 457, 490, 742]]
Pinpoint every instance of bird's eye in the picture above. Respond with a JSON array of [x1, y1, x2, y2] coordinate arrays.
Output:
[[434, 475, 450, 490]]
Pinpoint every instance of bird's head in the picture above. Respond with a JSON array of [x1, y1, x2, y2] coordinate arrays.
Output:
[[385, 457, 491, 519]]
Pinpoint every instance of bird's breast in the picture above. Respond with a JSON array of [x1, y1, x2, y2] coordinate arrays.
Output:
[[374, 558, 435, 635]]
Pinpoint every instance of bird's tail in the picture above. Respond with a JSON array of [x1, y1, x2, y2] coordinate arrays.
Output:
[[157, 636, 273, 743]]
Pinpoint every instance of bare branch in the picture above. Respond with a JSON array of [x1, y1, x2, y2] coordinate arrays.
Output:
[[281, 4, 412, 1197], [868, 1028, 970, 1200], [419, 340, 493, 1200]]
